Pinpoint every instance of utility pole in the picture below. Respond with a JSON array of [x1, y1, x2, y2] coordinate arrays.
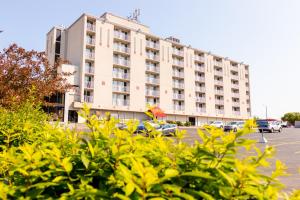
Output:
[[265, 106, 268, 119]]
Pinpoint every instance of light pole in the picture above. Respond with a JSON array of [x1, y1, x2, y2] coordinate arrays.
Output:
[[259, 104, 268, 143]]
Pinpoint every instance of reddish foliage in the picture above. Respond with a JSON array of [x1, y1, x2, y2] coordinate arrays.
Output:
[[0, 44, 72, 107]]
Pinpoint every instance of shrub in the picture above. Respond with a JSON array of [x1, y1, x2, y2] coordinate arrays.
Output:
[[0, 104, 298, 199], [184, 121, 192, 127], [176, 121, 184, 126]]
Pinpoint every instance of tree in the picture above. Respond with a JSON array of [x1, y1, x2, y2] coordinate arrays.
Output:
[[281, 112, 300, 125], [0, 44, 71, 108]]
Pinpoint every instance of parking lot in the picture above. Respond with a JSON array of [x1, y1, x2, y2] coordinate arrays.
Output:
[[180, 127, 300, 192]]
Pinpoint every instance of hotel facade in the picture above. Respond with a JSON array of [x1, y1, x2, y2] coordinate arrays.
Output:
[[46, 12, 251, 125]]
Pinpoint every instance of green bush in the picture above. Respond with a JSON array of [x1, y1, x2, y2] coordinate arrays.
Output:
[[176, 121, 184, 126], [0, 104, 299, 199], [184, 121, 192, 127]]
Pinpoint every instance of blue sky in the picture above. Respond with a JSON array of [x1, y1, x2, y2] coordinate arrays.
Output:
[[1, 0, 299, 119]]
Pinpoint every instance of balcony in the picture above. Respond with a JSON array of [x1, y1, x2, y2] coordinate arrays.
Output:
[[233, 111, 241, 116], [232, 93, 240, 98], [113, 99, 129, 106], [173, 59, 184, 67], [86, 38, 95, 46], [216, 109, 224, 115], [214, 70, 223, 76], [195, 86, 205, 93], [85, 66, 95, 74], [84, 95, 93, 103], [86, 23, 95, 32], [214, 61, 223, 67], [146, 41, 159, 50], [146, 65, 160, 73], [113, 85, 130, 93], [146, 77, 159, 85], [85, 52, 95, 60], [114, 45, 130, 54], [173, 49, 184, 57], [195, 76, 205, 83], [114, 31, 130, 42], [173, 93, 185, 100], [196, 97, 206, 103], [172, 82, 184, 89], [232, 101, 240, 107], [231, 84, 239, 89], [146, 90, 159, 97], [231, 74, 239, 80], [195, 65, 205, 72], [196, 107, 206, 113], [84, 81, 94, 89], [173, 71, 184, 78], [194, 55, 205, 63], [113, 58, 130, 67], [215, 90, 224, 95], [146, 101, 159, 106], [146, 53, 160, 62], [215, 99, 224, 105], [214, 80, 223, 86], [113, 72, 130, 80], [173, 105, 185, 111]]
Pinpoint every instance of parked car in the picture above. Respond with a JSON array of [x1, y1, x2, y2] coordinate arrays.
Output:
[[280, 121, 288, 128], [159, 124, 178, 136], [210, 121, 224, 129], [256, 120, 282, 133], [224, 121, 245, 132], [135, 121, 161, 133]]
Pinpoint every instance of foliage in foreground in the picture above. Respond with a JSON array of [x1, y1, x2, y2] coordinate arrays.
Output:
[[0, 104, 299, 199]]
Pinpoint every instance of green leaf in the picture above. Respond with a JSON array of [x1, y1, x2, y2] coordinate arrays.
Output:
[[81, 153, 90, 169], [124, 182, 135, 196], [52, 176, 66, 183], [62, 157, 73, 173], [165, 169, 179, 178]]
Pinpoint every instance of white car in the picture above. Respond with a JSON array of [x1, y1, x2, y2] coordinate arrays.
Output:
[[210, 121, 224, 129], [224, 121, 245, 132], [257, 120, 282, 133]]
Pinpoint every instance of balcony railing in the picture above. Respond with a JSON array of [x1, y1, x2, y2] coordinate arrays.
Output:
[[146, 77, 159, 84], [195, 76, 205, 82], [216, 109, 224, 115], [113, 99, 129, 106], [114, 31, 130, 41], [85, 66, 94, 74], [113, 58, 130, 67], [173, 49, 184, 57], [85, 52, 95, 60], [232, 93, 240, 98], [146, 90, 159, 97], [146, 101, 160, 106], [113, 72, 130, 80], [215, 90, 224, 95], [146, 41, 159, 49], [231, 84, 239, 89], [214, 61, 223, 67], [233, 111, 241, 116], [173, 105, 185, 111], [194, 55, 205, 63], [173, 93, 185, 100], [215, 99, 224, 105], [114, 45, 130, 54], [173, 59, 184, 67], [172, 82, 184, 89], [214, 80, 223, 85], [195, 86, 206, 93], [86, 24, 95, 32], [84, 81, 94, 89], [196, 97, 206, 103], [146, 65, 159, 73], [232, 102, 240, 107], [231, 74, 239, 80], [146, 53, 160, 61], [86, 38, 95, 45], [113, 85, 130, 93], [173, 71, 184, 78], [84, 95, 93, 103], [214, 70, 223, 76], [195, 65, 205, 72], [196, 107, 206, 113]]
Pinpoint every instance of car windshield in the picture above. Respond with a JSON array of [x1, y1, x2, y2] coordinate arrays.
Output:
[[228, 122, 237, 125], [256, 120, 268, 126]]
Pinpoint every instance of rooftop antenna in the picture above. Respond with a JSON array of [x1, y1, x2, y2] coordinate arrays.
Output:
[[128, 9, 141, 23]]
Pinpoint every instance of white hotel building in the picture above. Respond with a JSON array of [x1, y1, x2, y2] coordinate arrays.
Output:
[[46, 12, 251, 125]]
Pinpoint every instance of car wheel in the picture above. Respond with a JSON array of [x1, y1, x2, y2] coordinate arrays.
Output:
[[278, 127, 282, 133], [270, 128, 274, 133], [234, 128, 237, 132], [220, 126, 223, 129], [259, 129, 262, 133]]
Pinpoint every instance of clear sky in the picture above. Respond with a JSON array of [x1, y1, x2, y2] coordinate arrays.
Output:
[[1, 0, 299, 119]]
